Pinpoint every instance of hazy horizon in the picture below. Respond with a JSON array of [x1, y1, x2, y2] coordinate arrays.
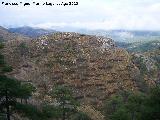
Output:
[[2, 26, 160, 32], [0, 0, 160, 30]]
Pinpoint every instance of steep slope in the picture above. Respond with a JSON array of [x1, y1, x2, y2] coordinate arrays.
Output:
[[131, 47, 160, 89], [9, 26, 57, 38], [4, 32, 139, 106]]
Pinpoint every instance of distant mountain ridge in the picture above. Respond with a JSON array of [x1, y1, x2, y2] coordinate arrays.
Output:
[[1, 25, 160, 54], [0, 26, 30, 42], [6, 26, 160, 42], [9, 26, 57, 38]]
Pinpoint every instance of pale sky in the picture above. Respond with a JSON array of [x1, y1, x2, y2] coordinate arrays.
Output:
[[0, 0, 160, 30]]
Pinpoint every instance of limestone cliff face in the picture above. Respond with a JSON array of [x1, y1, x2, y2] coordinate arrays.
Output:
[[4, 32, 139, 105]]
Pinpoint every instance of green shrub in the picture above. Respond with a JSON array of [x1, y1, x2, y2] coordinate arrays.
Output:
[[2, 65, 13, 72]]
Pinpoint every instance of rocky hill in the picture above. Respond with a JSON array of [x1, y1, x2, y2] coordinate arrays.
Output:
[[2, 31, 141, 106]]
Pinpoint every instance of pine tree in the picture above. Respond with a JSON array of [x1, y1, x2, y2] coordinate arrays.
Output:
[[0, 42, 35, 120], [51, 85, 78, 120]]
